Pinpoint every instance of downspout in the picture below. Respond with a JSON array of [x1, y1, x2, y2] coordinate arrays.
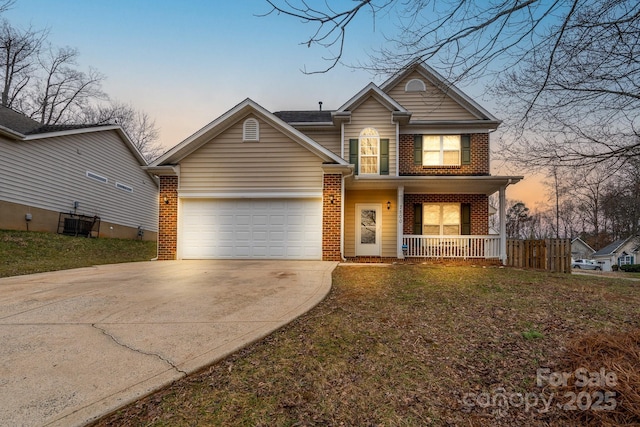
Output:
[[341, 168, 355, 262]]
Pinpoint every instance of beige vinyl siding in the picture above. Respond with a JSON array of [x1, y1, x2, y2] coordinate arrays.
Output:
[[344, 97, 396, 175], [179, 115, 324, 192], [0, 131, 158, 231], [299, 129, 341, 158], [386, 71, 478, 121], [344, 189, 397, 257]]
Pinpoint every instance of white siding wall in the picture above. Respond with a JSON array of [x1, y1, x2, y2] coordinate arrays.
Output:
[[386, 71, 478, 121], [344, 97, 397, 176], [0, 131, 158, 231], [179, 115, 325, 192], [300, 130, 341, 158]]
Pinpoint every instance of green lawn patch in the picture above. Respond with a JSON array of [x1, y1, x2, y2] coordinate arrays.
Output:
[[0, 229, 157, 277]]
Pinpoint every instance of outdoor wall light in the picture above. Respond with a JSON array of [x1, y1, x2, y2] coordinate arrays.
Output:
[[387, 201, 391, 210], [329, 194, 335, 204], [163, 196, 169, 205]]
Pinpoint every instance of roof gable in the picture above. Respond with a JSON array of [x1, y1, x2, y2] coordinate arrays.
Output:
[[0, 106, 147, 166], [571, 237, 595, 253], [337, 82, 408, 114], [592, 237, 640, 256], [380, 61, 499, 122], [152, 98, 348, 167]]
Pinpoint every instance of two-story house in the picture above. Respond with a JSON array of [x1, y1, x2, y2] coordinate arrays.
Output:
[[147, 61, 522, 262]]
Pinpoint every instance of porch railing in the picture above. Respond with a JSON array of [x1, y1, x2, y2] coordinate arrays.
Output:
[[402, 235, 501, 259]]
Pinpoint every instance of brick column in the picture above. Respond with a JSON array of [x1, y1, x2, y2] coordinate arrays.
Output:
[[158, 175, 178, 260], [322, 174, 342, 261]]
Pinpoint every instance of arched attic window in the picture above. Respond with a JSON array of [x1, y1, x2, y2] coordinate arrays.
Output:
[[243, 118, 259, 142], [405, 78, 426, 92]]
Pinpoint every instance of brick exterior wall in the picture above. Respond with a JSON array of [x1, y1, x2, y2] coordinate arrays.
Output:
[[323, 174, 342, 261], [403, 194, 489, 235], [399, 133, 490, 175], [158, 175, 178, 260]]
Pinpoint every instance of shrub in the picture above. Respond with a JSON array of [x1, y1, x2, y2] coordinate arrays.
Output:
[[620, 264, 640, 273]]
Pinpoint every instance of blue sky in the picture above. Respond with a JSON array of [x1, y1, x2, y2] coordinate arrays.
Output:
[[5, 0, 396, 147], [5, 0, 541, 205]]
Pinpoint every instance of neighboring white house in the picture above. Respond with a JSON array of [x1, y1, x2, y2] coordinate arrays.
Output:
[[592, 235, 640, 271], [0, 106, 158, 240], [571, 237, 595, 261]]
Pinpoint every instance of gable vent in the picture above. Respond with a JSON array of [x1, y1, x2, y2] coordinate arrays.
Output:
[[405, 78, 426, 92], [243, 118, 259, 142]]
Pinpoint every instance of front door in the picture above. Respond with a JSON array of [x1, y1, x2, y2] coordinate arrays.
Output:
[[355, 204, 381, 256]]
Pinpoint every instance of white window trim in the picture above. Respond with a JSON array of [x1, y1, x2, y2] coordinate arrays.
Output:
[[115, 182, 134, 193], [405, 78, 426, 92], [243, 118, 259, 142], [423, 203, 461, 235], [619, 254, 633, 265], [86, 171, 108, 183], [423, 135, 461, 167], [359, 127, 380, 175]]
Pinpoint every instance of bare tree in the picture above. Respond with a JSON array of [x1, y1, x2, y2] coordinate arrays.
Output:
[[81, 101, 162, 161], [601, 159, 640, 240], [0, 19, 45, 108], [564, 164, 616, 249], [28, 45, 106, 125], [0, 13, 162, 162], [266, 0, 640, 165]]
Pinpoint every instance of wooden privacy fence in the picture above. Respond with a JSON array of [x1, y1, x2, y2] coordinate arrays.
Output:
[[506, 239, 572, 273]]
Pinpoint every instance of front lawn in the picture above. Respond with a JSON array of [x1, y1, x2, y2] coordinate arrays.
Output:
[[0, 230, 157, 277], [92, 265, 640, 426]]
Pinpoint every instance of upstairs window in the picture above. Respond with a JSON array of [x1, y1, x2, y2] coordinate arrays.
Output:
[[423, 135, 460, 166], [243, 118, 259, 142], [359, 127, 379, 174], [414, 134, 470, 166], [349, 129, 389, 175]]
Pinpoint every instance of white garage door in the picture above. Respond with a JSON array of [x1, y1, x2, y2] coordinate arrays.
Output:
[[180, 198, 322, 259]]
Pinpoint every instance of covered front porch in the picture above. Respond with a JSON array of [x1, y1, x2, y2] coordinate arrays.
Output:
[[402, 235, 500, 258], [342, 175, 522, 262]]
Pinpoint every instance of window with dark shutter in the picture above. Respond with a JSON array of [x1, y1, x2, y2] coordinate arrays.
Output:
[[349, 139, 359, 175], [413, 204, 422, 235], [461, 203, 471, 235], [413, 134, 422, 165], [461, 135, 471, 165], [380, 139, 389, 175]]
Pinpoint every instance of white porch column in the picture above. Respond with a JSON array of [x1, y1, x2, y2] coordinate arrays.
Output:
[[397, 185, 404, 259], [499, 185, 507, 264]]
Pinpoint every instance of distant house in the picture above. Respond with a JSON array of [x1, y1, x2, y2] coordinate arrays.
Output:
[[592, 235, 640, 271], [0, 106, 158, 240], [571, 237, 595, 260]]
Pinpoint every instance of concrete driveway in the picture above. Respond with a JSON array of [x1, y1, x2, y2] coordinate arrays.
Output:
[[0, 260, 336, 427]]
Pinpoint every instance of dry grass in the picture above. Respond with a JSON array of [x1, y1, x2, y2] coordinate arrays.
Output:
[[0, 229, 157, 277], [90, 265, 640, 426], [552, 330, 640, 426]]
